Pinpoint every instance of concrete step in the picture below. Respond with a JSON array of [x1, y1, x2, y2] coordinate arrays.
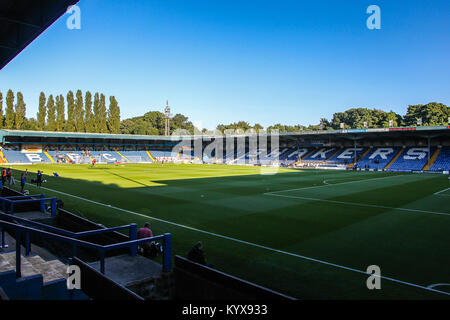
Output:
[[0, 251, 67, 283]]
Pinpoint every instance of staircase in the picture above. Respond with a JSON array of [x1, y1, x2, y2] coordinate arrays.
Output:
[[300, 149, 315, 161], [0, 251, 87, 300], [384, 148, 404, 170], [146, 150, 156, 162], [326, 148, 341, 161], [348, 148, 371, 169], [423, 148, 441, 171], [43, 150, 55, 163], [0, 149, 8, 164], [0, 251, 67, 282]]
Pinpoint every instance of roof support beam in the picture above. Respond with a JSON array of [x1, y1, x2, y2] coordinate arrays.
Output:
[[0, 17, 41, 29]]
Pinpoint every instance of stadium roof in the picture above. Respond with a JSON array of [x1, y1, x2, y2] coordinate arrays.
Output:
[[0, 126, 449, 144], [0, 0, 79, 70]]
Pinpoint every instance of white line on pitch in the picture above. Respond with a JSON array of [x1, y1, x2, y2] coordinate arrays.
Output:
[[265, 174, 410, 195], [434, 187, 450, 196], [428, 283, 450, 289], [18, 182, 450, 297], [264, 193, 450, 217]]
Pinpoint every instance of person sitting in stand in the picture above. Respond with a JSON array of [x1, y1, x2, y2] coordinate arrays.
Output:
[[187, 241, 214, 268], [137, 222, 161, 258]]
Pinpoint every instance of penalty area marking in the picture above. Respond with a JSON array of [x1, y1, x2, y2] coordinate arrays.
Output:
[[267, 174, 410, 194], [434, 187, 450, 197], [18, 182, 450, 297], [265, 174, 450, 217], [428, 283, 450, 290]]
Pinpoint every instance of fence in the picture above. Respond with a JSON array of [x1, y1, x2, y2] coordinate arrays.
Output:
[[0, 194, 57, 216], [0, 215, 172, 278]]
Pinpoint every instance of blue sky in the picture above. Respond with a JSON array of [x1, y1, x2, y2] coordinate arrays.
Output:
[[1, 0, 449, 129]]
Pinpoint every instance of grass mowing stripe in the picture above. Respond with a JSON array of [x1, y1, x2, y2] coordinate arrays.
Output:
[[434, 187, 450, 196], [21, 181, 450, 297], [264, 193, 450, 217], [266, 173, 409, 194]]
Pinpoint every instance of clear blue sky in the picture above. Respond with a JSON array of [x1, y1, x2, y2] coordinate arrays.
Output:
[[1, 0, 449, 129]]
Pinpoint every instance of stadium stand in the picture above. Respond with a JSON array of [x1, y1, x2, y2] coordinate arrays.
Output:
[[388, 147, 435, 171], [355, 147, 402, 170], [328, 147, 368, 164], [0, 127, 449, 172], [303, 148, 336, 162], [428, 147, 450, 172]]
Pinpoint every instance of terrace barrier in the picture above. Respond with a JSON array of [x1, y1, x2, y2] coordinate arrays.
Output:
[[0, 217, 172, 278], [0, 194, 57, 216]]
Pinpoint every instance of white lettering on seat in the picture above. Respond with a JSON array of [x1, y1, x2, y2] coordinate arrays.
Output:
[[337, 148, 363, 159], [311, 148, 334, 159], [25, 154, 43, 162], [404, 148, 428, 160], [369, 148, 394, 160]]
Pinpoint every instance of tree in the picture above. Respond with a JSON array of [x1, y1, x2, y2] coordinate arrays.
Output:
[[84, 91, 94, 132], [37, 92, 47, 130], [253, 123, 264, 133], [99, 93, 108, 133], [0, 91, 3, 128], [142, 111, 165, 134], [329, 108, 402, 129], [74, 90, 85, 132], [171, 113, 195, 134], [107, 96, 121, 133], [5, 89, 15, 129], [93, 93, 108, 133], [24, 118, 38, 131], [56, 95, 66, 131], [15, 92, 26, 129], [380, 111, 402, 127], [319, 118, 331, 130], [403, 102, 449, 126], [46, 95, 56, 131], [93, 92, 101, 132], [66, 91, 75, 132]]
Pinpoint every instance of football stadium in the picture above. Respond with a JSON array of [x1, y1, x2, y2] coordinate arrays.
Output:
[[0, 0, 449, 304]]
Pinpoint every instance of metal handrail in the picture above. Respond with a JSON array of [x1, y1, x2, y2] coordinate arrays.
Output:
[[0, 210, 134, 239], [0, 195, 57, 216], [0, 218, 172, 278]]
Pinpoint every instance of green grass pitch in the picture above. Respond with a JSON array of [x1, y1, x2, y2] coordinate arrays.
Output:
[[7, 163, 450, 299]]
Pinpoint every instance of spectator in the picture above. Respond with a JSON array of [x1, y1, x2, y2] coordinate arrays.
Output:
[[20, 172, 26, 193], [187, 241, 214, 267], [6, 168, 12, 185], [36, 170, 43, 187], [1, 168, 6, 187], [137, 222, 160, 258]]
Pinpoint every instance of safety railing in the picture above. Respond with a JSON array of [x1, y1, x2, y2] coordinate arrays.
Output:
[[0, 195, 57, 216], [0, 218, 172, 279]]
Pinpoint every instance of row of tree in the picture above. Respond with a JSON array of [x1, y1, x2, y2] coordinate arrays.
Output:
[[216, 102, 449, 133], [0, 90, 121, 133], [120, 111, 196, 135], [0, 91, 448, 134]]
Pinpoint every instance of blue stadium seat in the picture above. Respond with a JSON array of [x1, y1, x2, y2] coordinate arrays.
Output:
[[389, 147, 435, 171], [356, 147, 401, 170], [428, 147, 450, 171]]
